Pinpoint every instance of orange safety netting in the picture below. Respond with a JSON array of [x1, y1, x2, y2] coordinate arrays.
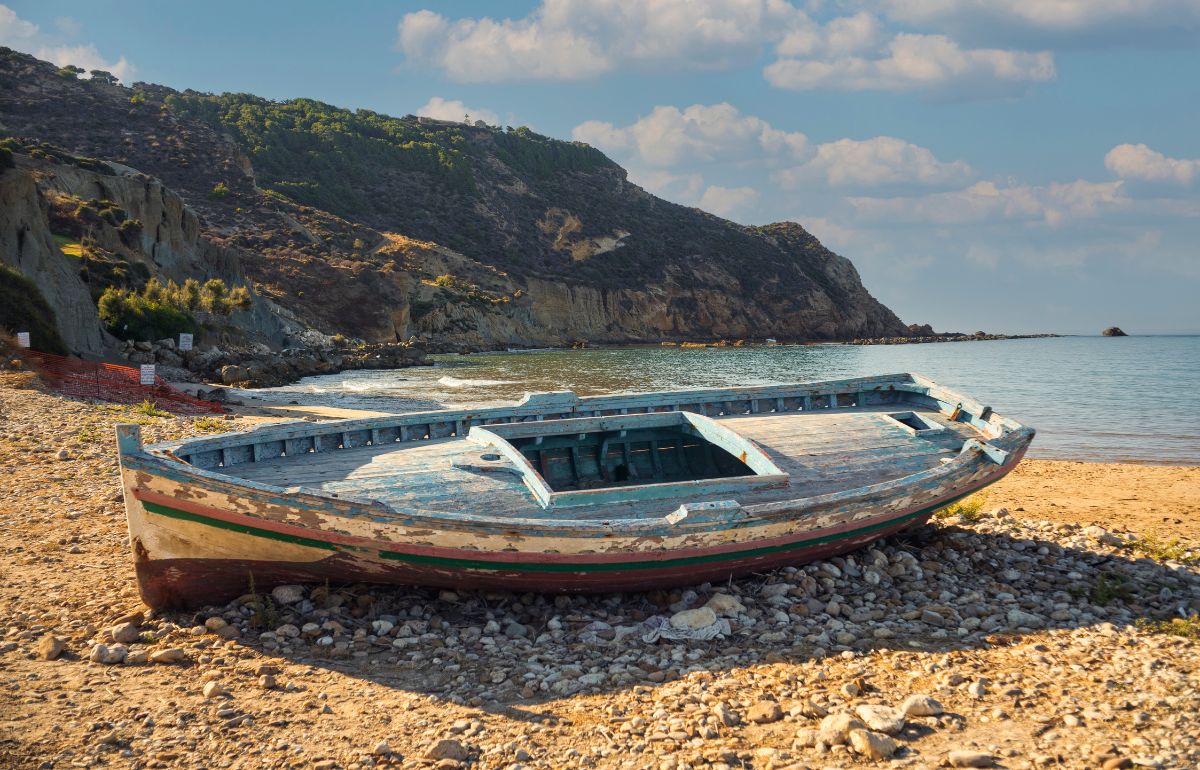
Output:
[[24, 350, 225, 415]]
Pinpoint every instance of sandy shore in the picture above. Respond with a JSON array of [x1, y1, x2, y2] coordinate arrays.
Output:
[[988, 460, 1200, 542], [2, 375, 1198, 770]]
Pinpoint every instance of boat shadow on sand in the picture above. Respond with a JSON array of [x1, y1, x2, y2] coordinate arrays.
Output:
[[185, 515, 1199, 719]]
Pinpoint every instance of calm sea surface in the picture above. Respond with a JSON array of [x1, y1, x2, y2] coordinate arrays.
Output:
[[247, 336, 1200, 465]]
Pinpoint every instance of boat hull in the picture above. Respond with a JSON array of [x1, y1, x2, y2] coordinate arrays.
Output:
[[116, 374, 1035, 609], [132, 510, 938, 608], [121, 453, 1021, 609]]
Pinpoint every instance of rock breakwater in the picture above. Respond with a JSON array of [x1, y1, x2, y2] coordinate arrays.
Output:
[[114, 338, 432, 388]]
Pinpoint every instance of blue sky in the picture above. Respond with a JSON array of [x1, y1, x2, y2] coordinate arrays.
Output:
[[4, 1, 1199, 334]]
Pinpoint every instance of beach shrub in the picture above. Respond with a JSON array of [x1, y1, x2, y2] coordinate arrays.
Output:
[[933, 493, 988, 523], [0, 263, 68, 354], [1075, 572, 1133, 606], [193, 416, 229, 433], [133, 399, 171, 418], [98, 287, 196, 341], [1127, 532, 1197, 565], [97, 277, 251, 341], [210, 181, 230, 198], [1137, 616, 1200, 640]]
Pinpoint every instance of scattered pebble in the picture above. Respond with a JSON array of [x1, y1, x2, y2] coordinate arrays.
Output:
[[36, 635, 65, 660], [148, 647, 187, 664], [849, 728, 897, 759], [948, 749, 996, 768]]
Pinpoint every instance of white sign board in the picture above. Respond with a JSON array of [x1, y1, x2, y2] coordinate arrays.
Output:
[[178, 333, 194, 351], [139, 364, 156, 385], [16, 332, 30, 348]]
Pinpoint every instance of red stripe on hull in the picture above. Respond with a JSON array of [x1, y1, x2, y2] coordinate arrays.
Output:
[[134, 513, 933, 609]]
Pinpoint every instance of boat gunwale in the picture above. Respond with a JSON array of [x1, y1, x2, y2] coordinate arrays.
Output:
[[147, 372, 1017, 458]]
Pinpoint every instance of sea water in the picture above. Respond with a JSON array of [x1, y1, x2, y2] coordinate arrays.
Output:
[[247, 336, 1200, 464]]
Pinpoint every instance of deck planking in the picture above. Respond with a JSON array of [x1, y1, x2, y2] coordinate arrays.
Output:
[[219, 405, 984, 519]]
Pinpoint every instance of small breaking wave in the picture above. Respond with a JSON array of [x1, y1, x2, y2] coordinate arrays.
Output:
[[437, 376, 517, 388]]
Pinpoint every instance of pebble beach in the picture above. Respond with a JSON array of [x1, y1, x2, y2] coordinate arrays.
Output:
[[2, 372, 1199, 770]]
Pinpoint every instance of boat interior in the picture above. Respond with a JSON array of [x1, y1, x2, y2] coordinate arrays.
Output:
[[188, 397, 988, 519], [503, 421, 755, 491]]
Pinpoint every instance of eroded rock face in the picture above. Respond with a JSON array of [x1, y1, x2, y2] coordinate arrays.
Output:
[[0, 166, 107, 353], [1102, 327, 1128, 337]]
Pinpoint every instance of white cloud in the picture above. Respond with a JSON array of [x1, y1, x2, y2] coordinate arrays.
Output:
[[416, 97, 500, 126], [0, 5, 134, 81], [775, 136, 972, 188], [777, 11, 883, 57], [796, 217, 860, 250], [848, 179, 1128, 225], [627, 168, 706, 202], [572, 103, 809, 167], [0, 4, 37, 43], [396, 1, 1060, 97], [397, 0, 806, 82], [1105, 144, 1199, 186], [765, 32, 1054, 93], [697, 185, 760, 218], [877, 0, 1200, 47]]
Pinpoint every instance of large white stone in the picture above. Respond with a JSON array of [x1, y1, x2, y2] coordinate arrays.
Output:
[[669, 607, 717, 631], [901, 693, 944, 717], [704, 593, 746, 617], [849, 729, 897, 760], [855, 704, 906, 735], [818, 713, 866, 746]]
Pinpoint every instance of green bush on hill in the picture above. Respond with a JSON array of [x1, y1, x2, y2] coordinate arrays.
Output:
[[97, 277, 252, 341], [492, 127, 610, 178], [165, 93, 477, 216], [161, 94, 614, 223], [0, 263, 68, 354]]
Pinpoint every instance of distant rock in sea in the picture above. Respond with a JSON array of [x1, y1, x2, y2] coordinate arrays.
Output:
[[1102, 327, 1128, 337]]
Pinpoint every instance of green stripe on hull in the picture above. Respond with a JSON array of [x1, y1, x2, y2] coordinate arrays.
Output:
[[139, 490, 977, 573]]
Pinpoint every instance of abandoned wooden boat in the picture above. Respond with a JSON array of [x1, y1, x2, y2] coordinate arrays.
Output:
[[116, 373, 1034, 609]]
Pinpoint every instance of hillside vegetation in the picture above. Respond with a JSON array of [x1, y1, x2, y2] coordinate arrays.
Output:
[[167, 93, 612, 222]]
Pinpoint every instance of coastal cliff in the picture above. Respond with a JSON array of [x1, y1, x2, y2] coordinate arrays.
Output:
[[0, 47, 909, 356]]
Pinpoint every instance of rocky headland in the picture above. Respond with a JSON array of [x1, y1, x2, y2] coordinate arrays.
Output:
[[1, 47, 912, 371]]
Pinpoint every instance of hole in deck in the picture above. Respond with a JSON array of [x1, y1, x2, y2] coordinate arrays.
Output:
[[885, 411, 943, 433], [508, 424, 755, 492]]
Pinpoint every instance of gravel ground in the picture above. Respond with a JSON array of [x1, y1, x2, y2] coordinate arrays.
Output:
[[2, 373, 1198, 770]]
